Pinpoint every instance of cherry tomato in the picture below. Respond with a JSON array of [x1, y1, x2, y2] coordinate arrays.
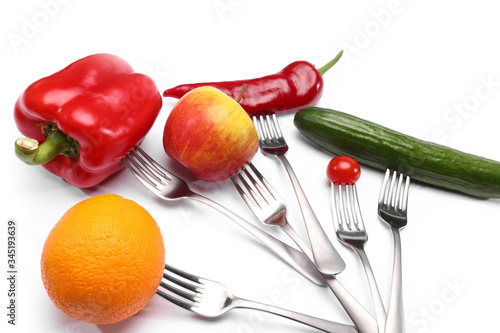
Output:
[[326, 156, 361, 185]]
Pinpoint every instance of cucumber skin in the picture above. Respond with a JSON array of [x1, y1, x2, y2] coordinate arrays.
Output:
[[294, 107, 500, 198]]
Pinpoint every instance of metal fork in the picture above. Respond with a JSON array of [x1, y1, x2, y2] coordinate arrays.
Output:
[[254, 114, 344, 276], [331, 183, 386, 333], [122, 146, 324, 286], [231, 163, 378, 333], [231, 163, 316, 262], [157, 264, 358, 333], [378, 169, 410, 333]]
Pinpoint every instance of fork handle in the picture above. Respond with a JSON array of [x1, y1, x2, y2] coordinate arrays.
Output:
[[233, 297, 358, 333], [276, 154, 346, 275], [353, 247, 387, 333], [324, 276, 379, 333], [284, 224, 378, 333], [188, 192, 326, 287], [385, 227, 405, 333]]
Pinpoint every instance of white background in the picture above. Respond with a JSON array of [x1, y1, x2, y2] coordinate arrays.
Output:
[[1, 1, 500, 332]]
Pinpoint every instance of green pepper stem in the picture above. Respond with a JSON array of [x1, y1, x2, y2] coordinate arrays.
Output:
[[15, 129, 78, 165], [317, 50, 343, 76]]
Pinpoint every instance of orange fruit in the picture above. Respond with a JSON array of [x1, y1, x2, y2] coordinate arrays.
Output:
[[41, 194, 165, 325]]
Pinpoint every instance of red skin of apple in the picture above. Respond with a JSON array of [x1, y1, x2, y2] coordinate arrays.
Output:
[[163, 87, 259, 182]]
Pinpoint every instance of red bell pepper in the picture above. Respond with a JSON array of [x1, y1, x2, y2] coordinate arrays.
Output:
[[14, 53, 162, 188]]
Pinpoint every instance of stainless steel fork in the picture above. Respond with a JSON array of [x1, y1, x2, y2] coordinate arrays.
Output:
[[231, 163, 378, 333], [254, 114, 345, 276], [331, 183, 386, 333], [157, 264, 358, 333], [378, 169, 410, 333], [122, 146, 324, 286], [231, 163, 316, 262]]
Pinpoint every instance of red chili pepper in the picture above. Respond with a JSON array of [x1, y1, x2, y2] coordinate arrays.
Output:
[[14, 53, 162, 188], [163, 50, 342, 116]]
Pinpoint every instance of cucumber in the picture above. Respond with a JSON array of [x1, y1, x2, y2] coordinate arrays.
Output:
[[294, 107, 500, 198]]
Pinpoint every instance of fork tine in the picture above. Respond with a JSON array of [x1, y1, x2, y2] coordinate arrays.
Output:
[[158, 264, 204, 304], [232, 164, 276, 207], [253, 116, 266, 141], [156, 288, 194, 311], [257, 114, 277, 141], [343, 185, 355, 231], [259, 114, 275, 140], [123, 156, 160, 192], [378, 169, 392, 206], [124, 152, 162, 186], [382, 170, 410, 213], [164, 263, 202, 284], [231, 168, 266, 211], [241, 167, 269, 203], [260, 115, 272, 139], [332, 184, 364, 232], [123, 147, 185, 192], [338, 185, 351, 231], [392, 171, 403, 210], [230, 173, 258, 208], [386, 171, 397, 208], [132, 146, 174, 181], [157, 263, 204, 309], [232, 164, 289, 228], [248, 162, 281, 200], [244, 165, 275, 204], [162, 271, 199, 294], [254, 114, 289, 155], [347, 185, 365, 232], [334, 184, 352, 231], [158, 279, 197, 303], [269, 114, 284, 138], [400, 175, 410, 213], [253, 115, 271, 146], [332, 184, 346, 231]]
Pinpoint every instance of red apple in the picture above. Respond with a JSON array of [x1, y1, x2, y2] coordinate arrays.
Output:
[[163, 86, 259, 182]]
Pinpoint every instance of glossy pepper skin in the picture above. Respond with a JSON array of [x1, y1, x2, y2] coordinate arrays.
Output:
[[14, 53, 162, 188], [163, 51, 343, 116]]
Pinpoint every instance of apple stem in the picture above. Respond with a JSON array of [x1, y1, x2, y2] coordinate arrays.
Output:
[[236, 84, 248, 104]]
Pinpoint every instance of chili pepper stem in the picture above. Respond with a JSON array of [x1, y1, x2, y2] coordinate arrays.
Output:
[[316, 50, 343, 76], [15, 129, 79, 166]]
